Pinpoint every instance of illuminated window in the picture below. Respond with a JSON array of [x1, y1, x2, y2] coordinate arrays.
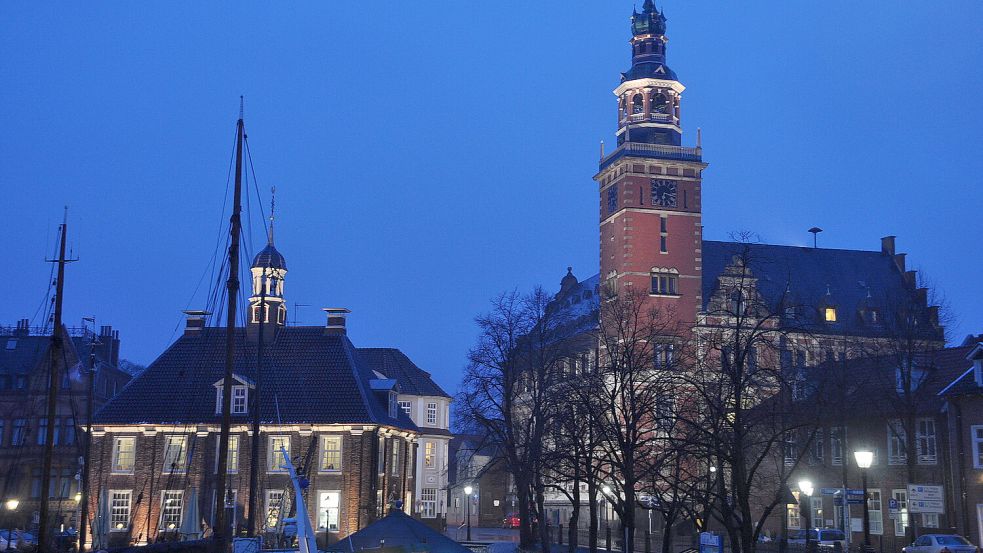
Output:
[[319, 435, 342, 472], [824, 307, 837, 322], [265, 490, 284, 528], [424, 441, 435, 468], [215, 434, 239, 473], [160, 490, 183, 530], [112, 436, 136, 473], [163, 435, 188, 473], [318, 491, 341, 532], [110, 490, 132, 531], [269, 436, 290, 472]]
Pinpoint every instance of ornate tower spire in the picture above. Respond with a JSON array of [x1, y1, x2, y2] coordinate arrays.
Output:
[[249, 190, 287, 328], [617, 0, 682, 147]]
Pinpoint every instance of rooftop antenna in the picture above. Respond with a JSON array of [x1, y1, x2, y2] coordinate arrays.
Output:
[[600, 140, 605, 161], [697, 127, 702, 149], [293, 303, 310, 326], [808, 227, 823, 248]]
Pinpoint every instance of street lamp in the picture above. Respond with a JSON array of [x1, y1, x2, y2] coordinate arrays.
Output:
[[798, 480, 814, 552], [463, 485, 473, 541], [4, 500, 18, 551], [854, 450, 874, 548]]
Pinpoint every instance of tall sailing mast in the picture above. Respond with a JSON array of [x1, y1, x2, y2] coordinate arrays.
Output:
[[246, 189, 274, 536], [214, 98, 246, 552], [38, 209, 75, 551]]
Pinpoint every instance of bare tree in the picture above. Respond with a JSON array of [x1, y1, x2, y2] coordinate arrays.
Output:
[[457, 288, 576, 552], [675, 242, 823, 553]]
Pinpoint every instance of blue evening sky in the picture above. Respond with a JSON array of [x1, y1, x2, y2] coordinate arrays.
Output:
[[2, 2, 981, 394]]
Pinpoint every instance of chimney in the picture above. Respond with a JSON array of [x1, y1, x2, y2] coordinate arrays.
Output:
[[182, 310, 210, 336], [14, 319, 30, 336], [894, 253, 906, 272], [904, 270, 917, 289], [881, 236, 896, 256], [927, 306, 940, 326], [323, 308, 351, 336]]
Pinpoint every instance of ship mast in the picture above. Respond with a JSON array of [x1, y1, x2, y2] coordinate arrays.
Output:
[[38, 209, 74, 551], [214, 98, 246, 552]]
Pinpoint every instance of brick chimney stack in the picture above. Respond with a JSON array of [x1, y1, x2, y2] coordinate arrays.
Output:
[[182, 310, 210, 336], [323, 308, 351, 336]]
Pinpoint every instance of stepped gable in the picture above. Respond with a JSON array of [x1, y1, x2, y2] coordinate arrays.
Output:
[[93, 326, 416, 430], [701, 240, 940, 336], [357, 348, 450, 398]]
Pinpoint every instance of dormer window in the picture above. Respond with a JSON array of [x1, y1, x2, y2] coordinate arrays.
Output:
[[824, 307, 837, 323], [213, 376, 254, 416]]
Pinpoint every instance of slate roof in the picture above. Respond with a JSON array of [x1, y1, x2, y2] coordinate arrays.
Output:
[[93, 326, 416, 430], [701, 241, 939, 337], [0, 334, 55, 375], [357, 348, 450, 398], [937, 343, 983, 397], [252, 243, 286, 270], [326, 508, 470, 553]]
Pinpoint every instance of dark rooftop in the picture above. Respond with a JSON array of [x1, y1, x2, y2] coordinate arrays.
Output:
[[326, 507, 471, 553], [93, 326, 416, 429], [358, 348, 450, 398]]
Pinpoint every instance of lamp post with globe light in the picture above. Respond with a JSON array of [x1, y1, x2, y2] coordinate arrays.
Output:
[[4, 500, 18, 551], [463, 485, 473, 541], [798, 480, 814, 552], [854, 450, 874, 548]]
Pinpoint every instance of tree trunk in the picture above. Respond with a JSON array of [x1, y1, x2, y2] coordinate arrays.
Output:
[[589, 483, 599, 553]]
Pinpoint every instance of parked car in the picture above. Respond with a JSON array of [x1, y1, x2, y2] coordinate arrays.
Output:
[[0, 529, 36, 549], [902, 534, 977, 553], [786, 528, 847, 551], [503, 514, 520, 529]]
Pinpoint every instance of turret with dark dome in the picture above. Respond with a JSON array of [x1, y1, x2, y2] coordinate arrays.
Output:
[[248, 200, 288, 328]]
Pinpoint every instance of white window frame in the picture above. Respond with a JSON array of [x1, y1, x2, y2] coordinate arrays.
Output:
[[810, 496, 823, 526], [868, 489, 883, 535], [231, 385, 248, 415], [398, 400, 411, 416], [421, 488, 437, 519], [110, 490, 132, 531], [162, 435, 188, 473], [424, 441, 435, 468], [892, 489, 909, 536], [922, 513, 939, 528], [426, 402, 438, 426], [215, 434, 239, 473], [317, 491, 341, 532], [916, 417, 937, 464], [265, 489, 285, 529], [888, 420, 907, 465], [319, 435, 342, 472], [972, 426, 983, 469], [811, 430, 824, 464], [159, 490, 183, 531], [112, 436, 136, 474], [269, 436, 290, 472], [787, 501, 801, 529], [391, 440, 400, 476]]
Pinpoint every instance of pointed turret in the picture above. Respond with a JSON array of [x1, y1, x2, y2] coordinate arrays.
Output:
[[248, 189, 287, 327]]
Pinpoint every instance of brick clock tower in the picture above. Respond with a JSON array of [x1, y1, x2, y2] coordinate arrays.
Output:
[[595, 0, 707, 329]]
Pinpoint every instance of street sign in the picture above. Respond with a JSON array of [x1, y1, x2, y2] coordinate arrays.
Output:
[[907, 485, 944, 514], [821, 487, 864, 497]]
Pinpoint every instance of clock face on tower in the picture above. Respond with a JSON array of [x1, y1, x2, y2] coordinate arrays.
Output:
[[651, 179, 678, 208]]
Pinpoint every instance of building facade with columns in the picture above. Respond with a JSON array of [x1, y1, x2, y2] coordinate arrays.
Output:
[[88, 234, 444, 548]]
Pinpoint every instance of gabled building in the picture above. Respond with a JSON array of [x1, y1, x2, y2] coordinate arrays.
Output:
[[0, 320, 128, 530], [87, 233, 443, 548], [358, 348, 452, 526]]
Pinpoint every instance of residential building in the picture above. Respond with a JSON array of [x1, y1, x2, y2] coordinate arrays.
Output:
[[358, 348, 452, 527], [938, 336, 983, 543], [447, 436, 513, 530], [87, 235, 426, 549], [0, 320, 128, 530]]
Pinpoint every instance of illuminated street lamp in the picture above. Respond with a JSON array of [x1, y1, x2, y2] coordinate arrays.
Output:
[[463, 485, 473, 541], [798, 480, 814, 551], [854, 450, 874, 547], [4, 500, 18, 552]]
